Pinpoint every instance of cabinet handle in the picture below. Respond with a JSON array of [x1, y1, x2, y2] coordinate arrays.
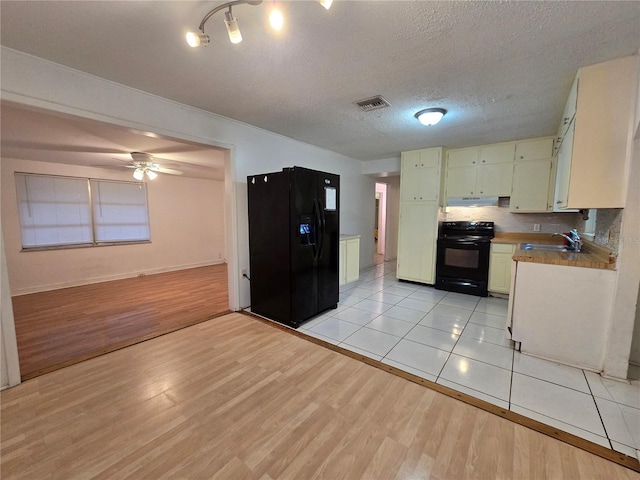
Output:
[[472, 161, 476, 164], [564, 117, 570, 125], [480, 191, 483, 194], [519, 156, 524, 159], [556, 200, 562, 204], [482, 159, 486, 163], [515, 206, 519, 209]]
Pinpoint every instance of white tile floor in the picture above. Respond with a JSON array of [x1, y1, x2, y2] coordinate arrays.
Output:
[[299, 261, 640, 461]]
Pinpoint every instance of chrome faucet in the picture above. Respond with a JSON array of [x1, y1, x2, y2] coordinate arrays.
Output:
[[552, 229, 582, 252]]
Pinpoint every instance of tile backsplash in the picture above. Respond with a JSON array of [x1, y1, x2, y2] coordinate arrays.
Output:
[[441, 205, 581, 234]]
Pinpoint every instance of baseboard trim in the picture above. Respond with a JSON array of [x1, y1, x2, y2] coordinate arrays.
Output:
[[12, 261, 226, 296]]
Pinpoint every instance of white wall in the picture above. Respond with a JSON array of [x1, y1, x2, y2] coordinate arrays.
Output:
[[1, 157, 224, 294], [0, 46, 374, 310], [1, 218, 21, 389]]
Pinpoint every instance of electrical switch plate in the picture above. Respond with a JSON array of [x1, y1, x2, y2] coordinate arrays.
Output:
[[533, 224, 541, 232]]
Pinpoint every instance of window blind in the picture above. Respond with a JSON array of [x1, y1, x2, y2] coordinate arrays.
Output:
[[15, 173, 151, 249], [16, 174, 92, 248], [90, 180, 150, 243]]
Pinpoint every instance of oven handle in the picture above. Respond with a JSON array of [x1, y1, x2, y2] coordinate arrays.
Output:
[[439, 240, 489, 246]]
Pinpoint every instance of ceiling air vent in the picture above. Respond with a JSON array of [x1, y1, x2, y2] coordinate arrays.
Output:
[[355, 96, 391, 112]]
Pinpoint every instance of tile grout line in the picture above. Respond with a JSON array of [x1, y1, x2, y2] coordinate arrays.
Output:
[[582, 369, 615, 450], [433, 294, 477, 382]]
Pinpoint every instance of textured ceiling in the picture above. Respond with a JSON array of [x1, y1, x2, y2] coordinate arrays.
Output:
[[1, 0, 639, 162]]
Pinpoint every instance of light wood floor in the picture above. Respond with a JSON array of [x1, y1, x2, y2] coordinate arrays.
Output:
[[2, 312, 638, 479], [11, 264, 229, 380]]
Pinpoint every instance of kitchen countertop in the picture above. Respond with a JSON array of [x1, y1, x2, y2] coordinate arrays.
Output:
[[492, 232, 617, 270]]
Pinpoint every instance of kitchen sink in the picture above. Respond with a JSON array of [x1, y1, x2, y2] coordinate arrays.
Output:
[[519, 243, 575, 252]]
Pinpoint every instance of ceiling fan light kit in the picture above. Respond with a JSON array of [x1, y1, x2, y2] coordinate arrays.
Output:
[[127, 152, 184, 180], [186, 0, 332, 47]]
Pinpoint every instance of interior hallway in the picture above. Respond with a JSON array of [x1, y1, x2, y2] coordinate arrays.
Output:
[[11, 264, 229, 380]]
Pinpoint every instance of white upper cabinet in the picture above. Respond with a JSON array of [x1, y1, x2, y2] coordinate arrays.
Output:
[[400, 148, 441, 202], [515, 137, 553, 162], [446, 143, 514, 198], [554, 55, 638, 209], [479, 143, 515, 164], [510, 137, 555, 212], [556, 76, 579, 149]]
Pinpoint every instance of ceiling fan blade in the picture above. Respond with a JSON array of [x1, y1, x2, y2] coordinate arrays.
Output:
[[149, 166, 184, 175]]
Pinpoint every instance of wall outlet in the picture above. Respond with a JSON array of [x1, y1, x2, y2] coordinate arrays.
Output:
[[533, 224, 541, 232], [242, 268, 247, 276]]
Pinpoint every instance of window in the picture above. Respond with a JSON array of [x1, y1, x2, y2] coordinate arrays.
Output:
[[15, 173, 150, 249]]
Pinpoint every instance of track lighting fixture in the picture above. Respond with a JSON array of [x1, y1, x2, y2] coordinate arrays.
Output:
[[186, 0, 263, 47], [415, 108, 447, 126], [186, 0, 332, 46]]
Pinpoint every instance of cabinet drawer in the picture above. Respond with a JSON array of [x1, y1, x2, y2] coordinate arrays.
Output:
[[491, 243, 516, 254]]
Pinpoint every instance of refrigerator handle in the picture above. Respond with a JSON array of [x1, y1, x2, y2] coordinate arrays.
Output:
[[318, 199, 326, 259], [314, 199, 323, 261]]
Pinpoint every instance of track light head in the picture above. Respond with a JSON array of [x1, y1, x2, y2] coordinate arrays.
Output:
[[224, 8, 242, 43], [186, 30, 210, 47]]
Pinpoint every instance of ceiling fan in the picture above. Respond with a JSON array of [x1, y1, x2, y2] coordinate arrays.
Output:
[[125, 152, 184, 180]]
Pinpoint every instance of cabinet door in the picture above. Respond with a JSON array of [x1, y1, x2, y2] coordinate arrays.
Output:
[[559, 76, 579, 139], [400, 169, 422, 201], [489, 244, 515, 294], [554, 120, 575, 210], [515, 138, 553, 161], [476, 163, 513, 196], [417, 165, 440, 201], [479, 143, 515, 165], [397, 203, 438, 284], [446, 166, 477, 196], [510, 159, 552, 212], [338, 240, 347, 286], [401, 164, 440, 202], [401, 150, 422, 170], [345, 239, 360, 284], [447, 148, 478, 168]]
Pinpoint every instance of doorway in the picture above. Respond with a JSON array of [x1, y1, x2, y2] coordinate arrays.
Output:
[[1, 104, 236, 381], [375, 183, 387, 265]]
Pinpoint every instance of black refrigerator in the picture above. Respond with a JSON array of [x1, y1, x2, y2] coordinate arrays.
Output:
[[247, 167, 340, 328]]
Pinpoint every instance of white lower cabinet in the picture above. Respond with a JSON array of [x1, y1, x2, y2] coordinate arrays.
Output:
[[488, 243, 516, 294], [397, 203, 438, 284], [509, 261, 615, 371], [339, 236, 360, 286]]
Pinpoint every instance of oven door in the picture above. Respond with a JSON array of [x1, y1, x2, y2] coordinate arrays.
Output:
[[436, 239, 490, 280]]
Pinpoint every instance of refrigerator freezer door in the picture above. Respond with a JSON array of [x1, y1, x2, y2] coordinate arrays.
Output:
[[247, 172, 292, 324]]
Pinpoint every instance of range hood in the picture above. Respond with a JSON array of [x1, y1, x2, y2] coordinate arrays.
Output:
[[446, 196, 499, 207]]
